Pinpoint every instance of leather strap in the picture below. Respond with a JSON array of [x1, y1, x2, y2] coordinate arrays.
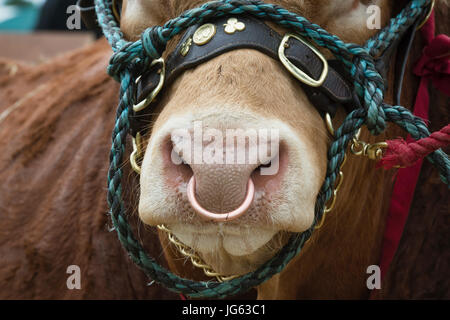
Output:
[[374, 17, 421, 106], [77, 0, 98, 30], [393, 20, 421, 106], [132, 15, 356, 135]]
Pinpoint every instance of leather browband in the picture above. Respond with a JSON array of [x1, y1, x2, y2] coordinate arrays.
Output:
[[130, 15, 357, 136]]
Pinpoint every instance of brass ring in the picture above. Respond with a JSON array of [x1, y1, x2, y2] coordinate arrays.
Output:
[[316, 154, 347, 230], [112, 0, 121, 23], [133, 58, 166, 113], [351, 140, 365, 156], [325, 113, 335, 137], [416, 0, 435, 30]]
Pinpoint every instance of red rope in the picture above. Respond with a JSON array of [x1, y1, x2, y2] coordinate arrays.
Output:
[[379, 123, 450, 169]]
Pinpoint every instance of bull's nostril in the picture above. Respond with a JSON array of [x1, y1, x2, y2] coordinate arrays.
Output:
[[162, 138, 193, 187], [187, 176, 255, 222], [166, 131, 286, 215], [250, 143, 287, 194], [256, 161, 273, 171]]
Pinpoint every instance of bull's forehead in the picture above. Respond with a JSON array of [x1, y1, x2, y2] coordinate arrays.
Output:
[[121, 0, 391, 44]]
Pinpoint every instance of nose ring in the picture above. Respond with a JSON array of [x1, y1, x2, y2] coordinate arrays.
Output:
[[186, 176, 255, 222]]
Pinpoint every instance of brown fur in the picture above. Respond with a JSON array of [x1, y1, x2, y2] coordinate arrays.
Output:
[[0, 0, 447, 299], [0, 41, 176, 299]]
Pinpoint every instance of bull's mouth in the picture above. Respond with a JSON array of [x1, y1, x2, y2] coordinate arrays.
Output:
[[169, 223, 280, 256], [159, 139, 289, 275], [157, 175, 289, 276], [166, 222, 288, 276]]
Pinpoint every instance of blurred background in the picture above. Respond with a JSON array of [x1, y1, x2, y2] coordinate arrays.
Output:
[[0, 0, 45, 31], [0, 0, 99, 63]]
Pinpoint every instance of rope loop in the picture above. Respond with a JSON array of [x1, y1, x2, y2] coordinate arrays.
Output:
[[108, 49, 133, 81], [350, 53, 386, 135], [141, 26, 167, 60]]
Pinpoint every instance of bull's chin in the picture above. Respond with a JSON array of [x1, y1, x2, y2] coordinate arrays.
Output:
[[169, 223, 288, 275]]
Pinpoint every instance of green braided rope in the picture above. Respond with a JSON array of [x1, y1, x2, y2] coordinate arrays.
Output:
[[96, 0, 449, 298]]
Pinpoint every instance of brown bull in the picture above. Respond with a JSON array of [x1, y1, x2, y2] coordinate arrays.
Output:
[[0, 0, 448, 299]]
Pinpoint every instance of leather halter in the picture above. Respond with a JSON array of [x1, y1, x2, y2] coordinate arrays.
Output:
[[79, 1, 422, 138], [129, 14, 420, 137], [130, 15, 355, 136]]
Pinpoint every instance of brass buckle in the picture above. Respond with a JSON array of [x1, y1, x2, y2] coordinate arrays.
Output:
[[278, 33, 328, 87], [133, 57, 166, 113], [416, 0, 435, 30]]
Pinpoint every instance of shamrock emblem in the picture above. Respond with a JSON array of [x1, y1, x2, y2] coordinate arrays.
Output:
[[224, 18, 246, 34]]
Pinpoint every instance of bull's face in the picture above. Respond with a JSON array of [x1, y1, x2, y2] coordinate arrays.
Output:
[[121, 0, 390, 276]]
